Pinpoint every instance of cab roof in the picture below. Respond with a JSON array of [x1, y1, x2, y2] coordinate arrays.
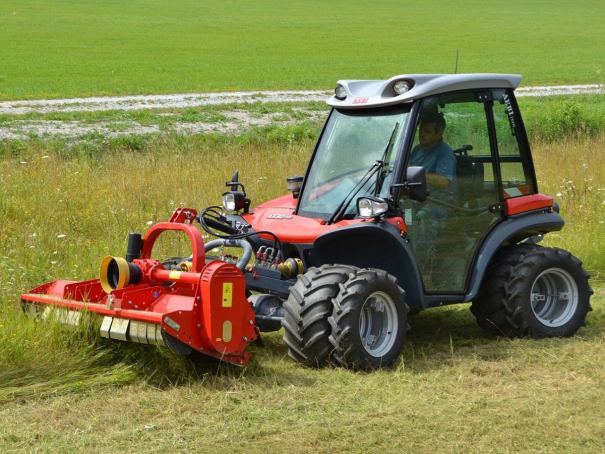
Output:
[[327, 74, 522, 109]]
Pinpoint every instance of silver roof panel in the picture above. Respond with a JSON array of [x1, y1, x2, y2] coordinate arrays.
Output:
[[328, 74, 522, 108]]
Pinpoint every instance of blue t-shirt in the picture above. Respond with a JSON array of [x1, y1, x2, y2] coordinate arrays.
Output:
[[410, 140, 456, 181], [410, 140, 457, 201]]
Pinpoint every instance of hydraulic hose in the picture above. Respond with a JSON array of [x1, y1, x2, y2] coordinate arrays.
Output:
[[204, 239, 253, 271]]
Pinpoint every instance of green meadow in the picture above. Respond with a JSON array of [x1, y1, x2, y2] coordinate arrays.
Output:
[[1, 0, 604, 100]]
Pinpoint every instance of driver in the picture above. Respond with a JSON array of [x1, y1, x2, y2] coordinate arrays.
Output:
[[408, 112, 457, 275], [409, 112, 456, 187]]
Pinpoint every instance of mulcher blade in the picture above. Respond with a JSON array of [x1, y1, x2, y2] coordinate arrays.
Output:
[[99, 316, 165, 346]]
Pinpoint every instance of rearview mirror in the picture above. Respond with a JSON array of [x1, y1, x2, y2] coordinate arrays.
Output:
[[405, 166, 428, 202]]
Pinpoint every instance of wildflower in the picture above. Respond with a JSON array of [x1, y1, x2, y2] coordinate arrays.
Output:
[[147, 221, 153, 225], [20, 161, 27, 164], [57, 234, 66, 238], [583, 163, 589, 169], [556, 193, 562, 197], [51, 261, 57, 265]]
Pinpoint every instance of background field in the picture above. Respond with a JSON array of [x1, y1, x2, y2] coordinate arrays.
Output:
[[1, 0, 605, 100]]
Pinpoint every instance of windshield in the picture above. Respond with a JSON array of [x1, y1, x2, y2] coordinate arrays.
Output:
[[297, 105, 410, 221]]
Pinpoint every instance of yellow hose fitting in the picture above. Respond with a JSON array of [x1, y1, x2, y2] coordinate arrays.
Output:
[[99, 256, 131, 294]]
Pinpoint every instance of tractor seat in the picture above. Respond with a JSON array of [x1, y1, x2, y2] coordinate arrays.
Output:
[[453, 145, 484, 209]]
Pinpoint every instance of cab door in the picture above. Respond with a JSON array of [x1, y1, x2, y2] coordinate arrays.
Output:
[[402, 90, 503, 293]]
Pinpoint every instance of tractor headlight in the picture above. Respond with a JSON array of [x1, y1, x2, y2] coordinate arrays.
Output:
[[334, 84, 347, 100], [222, 191, 245, 212], [393, 81, 411, 95], [357, 197, 389, 219]]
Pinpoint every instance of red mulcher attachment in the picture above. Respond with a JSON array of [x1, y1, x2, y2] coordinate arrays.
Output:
[[21, 208, 258, 366]]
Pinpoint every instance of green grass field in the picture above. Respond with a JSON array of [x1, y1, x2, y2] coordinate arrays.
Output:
[[1, 0, 604, 100]]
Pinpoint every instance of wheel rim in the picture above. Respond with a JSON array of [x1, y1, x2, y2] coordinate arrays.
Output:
[[359, 291, 399, 357], [530, 267, 579, 327]]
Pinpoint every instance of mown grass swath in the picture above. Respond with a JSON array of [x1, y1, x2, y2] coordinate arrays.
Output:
[[1, 0, 604, 100]]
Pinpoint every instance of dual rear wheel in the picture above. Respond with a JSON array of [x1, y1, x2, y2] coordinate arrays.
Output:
[[471, 245, 593, 338]]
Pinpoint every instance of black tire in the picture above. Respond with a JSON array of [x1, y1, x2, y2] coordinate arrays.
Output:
[[473, 246, 593, 337], [328, 269, 409, 370], [282, 264, 357, 367], [471, 243, 541, 335]]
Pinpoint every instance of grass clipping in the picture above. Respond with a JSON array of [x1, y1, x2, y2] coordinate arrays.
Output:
[[0, 316, 135, 403]]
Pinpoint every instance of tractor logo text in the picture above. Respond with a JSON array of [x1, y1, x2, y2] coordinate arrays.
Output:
[[266, 214, 293, 219], [352, 97, 369, 104], [503, 93, 516, 128]]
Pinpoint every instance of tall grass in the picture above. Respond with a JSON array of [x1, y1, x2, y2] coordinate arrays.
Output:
[[0, 133, 314, 400], [534, 134, 605, 273]]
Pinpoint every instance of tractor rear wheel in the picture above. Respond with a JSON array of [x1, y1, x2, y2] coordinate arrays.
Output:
[[471, 243, 541, 335], [328, 269, 409, 370], [282, 264, 357, 367], [473, 246, 592, 337]]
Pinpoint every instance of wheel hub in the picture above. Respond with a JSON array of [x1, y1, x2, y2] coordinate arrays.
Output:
[[530, 267, 579, 327], [359, 291, 398, 357]]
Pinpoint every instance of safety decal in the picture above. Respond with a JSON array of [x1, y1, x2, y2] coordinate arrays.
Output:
[[222, 282, 233, 307]]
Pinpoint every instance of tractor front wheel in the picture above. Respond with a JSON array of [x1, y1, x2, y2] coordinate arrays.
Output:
[[329, 269, 409, 370], [282, 264, 357, 367]]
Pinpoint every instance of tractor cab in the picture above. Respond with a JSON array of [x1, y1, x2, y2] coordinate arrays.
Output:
[[296, 74, 546, 296]]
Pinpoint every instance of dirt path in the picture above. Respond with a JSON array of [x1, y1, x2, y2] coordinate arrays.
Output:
[[0, 85, 601, 141]]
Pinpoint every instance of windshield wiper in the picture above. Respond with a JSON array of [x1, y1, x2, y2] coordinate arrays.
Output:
[[325, 123, 399, 225], [375, 122, 399, 196]]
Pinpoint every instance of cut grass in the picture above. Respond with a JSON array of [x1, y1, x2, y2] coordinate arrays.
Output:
[[0, 287, 603, 453], [1, 0, 605, 100]]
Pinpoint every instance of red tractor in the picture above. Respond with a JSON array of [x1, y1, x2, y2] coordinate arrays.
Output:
[[22, 74, 593, 370]]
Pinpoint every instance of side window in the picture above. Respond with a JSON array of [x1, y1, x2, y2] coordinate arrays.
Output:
[[492, 89, 537, 198]]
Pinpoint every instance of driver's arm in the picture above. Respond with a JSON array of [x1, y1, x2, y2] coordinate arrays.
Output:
[[428, 147, 456, 188], [425, 172, 451, 187]]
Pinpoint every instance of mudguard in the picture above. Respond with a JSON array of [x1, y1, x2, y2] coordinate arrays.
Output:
[[462, 209, 565, 303], [313, 221, 425, 309]]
